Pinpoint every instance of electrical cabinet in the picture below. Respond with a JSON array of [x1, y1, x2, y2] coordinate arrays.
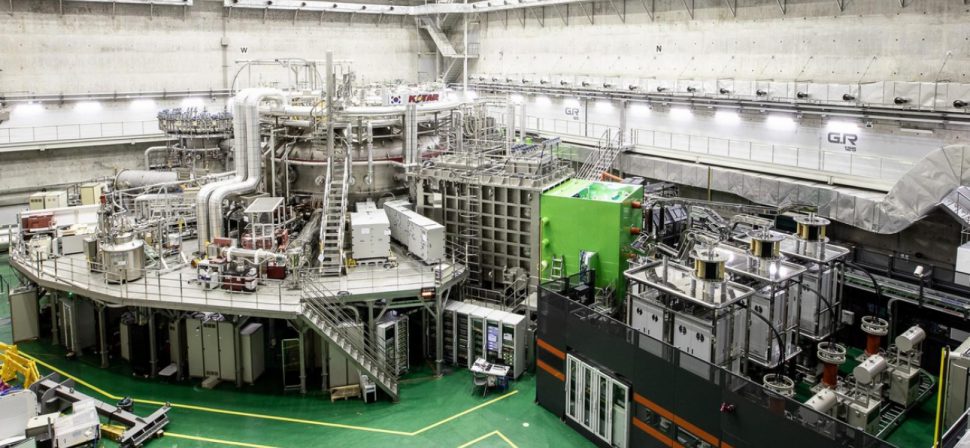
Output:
[[217, 321, 236, 382], [186, 318, 204, 378], [946, 336, 970, 427], [328, 322, 364, 388], [629, 295, 664, 340], [29, 192, 46, 211], [60, 297, 95, 353], [383, 200, 445, 263], [350, 209, 391, 259], [9, 287, 39, 342], [44, 191, 68, 209], [442, 302, 527, 378], [383, 200, 413, 243], [202, 322, 221, 378], [186, 317, 236, 381], [407, 215, 445, 263], [79, 183, 103, 206], [240, 323, 265, 384], [799, 267, 837, 339], [377, 315, 409, 376], [672, 314, 714, 363], [169, 318, 185, 379], [120, 320, 132, 361]]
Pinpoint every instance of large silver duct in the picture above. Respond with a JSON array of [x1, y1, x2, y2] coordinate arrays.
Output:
[[207, 88, 285, 241], [115, 169, 179, 189], [196, 90, 251, 245], [622, 144, 970, 234]]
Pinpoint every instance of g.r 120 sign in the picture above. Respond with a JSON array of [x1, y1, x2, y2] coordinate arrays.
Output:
[[827, 132, 858, 152]]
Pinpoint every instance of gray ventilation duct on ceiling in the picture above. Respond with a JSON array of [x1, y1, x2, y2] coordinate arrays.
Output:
[[621, 144, 970, 234]]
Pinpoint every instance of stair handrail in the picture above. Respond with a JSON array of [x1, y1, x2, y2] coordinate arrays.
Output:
[[318, 150, 335, 271], [301, 279, 399, 392]]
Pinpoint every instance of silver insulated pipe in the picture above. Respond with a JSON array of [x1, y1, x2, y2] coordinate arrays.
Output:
[[196, 90, 251, 246], [207, 88, 285, 241]]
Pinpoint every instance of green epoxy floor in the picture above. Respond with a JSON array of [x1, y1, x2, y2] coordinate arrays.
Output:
[[0, 252, 941, 447], [0, 255, 591, 448]]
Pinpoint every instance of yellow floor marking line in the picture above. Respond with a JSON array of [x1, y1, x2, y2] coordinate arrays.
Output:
[[166, 432, 279, 448], [21, 350, 519, 438], [411, 390, 520, 435], [457, 431, 519, 448]]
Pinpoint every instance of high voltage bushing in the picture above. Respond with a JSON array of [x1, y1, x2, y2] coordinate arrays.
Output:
[[157, 107, 233, 136]]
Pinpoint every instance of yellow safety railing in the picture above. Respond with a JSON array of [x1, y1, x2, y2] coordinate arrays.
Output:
[[0, 342, 41, 388]]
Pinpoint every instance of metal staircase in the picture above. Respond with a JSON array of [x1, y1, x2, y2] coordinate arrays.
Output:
[[416, 16, 459, 58], [319, 146, 351, 276], [578, 131, 629, 181], [301, 279, 400, 401], [416, 16, 478, 83], [941, 186, 970, 228]]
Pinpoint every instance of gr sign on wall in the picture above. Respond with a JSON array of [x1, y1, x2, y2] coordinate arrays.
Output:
[[826, 132, 859, 152]]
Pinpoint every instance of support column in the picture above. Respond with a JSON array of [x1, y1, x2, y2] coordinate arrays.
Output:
[[299, 328, 307, 394], [618, 100, 628, 147], [50, 291, 60, 346], [435, 289, 444, 376], [519, 103, 527, 142], [148, 310, 158, 378], [97, 303, 108, 368], [367, 302, 376, 349]]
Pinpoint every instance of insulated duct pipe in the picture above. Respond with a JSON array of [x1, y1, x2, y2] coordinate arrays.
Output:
[[196, 90, 251, 246], [222, 247, 287, 264], [143, 145, 168, 169], [209, 88, 285, 241], [366, 121, 375, 187], [115, 169, 179, 189]]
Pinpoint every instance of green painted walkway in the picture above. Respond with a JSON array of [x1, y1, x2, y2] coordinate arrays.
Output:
[[0, 254, 591, 448]]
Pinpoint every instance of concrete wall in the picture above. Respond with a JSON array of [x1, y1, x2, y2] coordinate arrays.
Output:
[[0, 0, 420, 94], [474, 0, 970, 84], [0, 141, 153, 209], [496, 93, 968, 190]]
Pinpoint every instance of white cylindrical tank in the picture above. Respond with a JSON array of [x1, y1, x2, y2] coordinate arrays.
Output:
[[895, 326, 926, 353], [805, 389, 838, 414], [853, 354, 888, 384]]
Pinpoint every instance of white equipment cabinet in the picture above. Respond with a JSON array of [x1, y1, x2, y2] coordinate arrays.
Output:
[[350, 208, 391, 259], [44, 191, 68, 209], [629, 294, 664, 340], [328, 322, 365, 388], [383, 200, 445, 264], [383, 200, 413, 242], [9, 287, 40, 343], [407, 214, 445, 263], [240, 322, 265, 384], [186, 317, 237, 381]]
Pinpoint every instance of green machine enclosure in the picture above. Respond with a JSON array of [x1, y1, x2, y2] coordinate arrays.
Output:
[[540, 179, 643, 303]]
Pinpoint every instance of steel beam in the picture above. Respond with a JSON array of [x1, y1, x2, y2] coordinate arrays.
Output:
[[682, 0, 694, 19], [724, 0, 737, 17], [642, 0, 654, 20]]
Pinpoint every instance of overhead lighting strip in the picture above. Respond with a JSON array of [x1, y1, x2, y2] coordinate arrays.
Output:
[[224, 0, 601, 16]]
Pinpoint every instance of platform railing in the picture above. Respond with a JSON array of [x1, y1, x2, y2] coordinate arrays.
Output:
[[0, 120, 163, 146], [8, 241, 460, 313], [494, 113, 918, 183]]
